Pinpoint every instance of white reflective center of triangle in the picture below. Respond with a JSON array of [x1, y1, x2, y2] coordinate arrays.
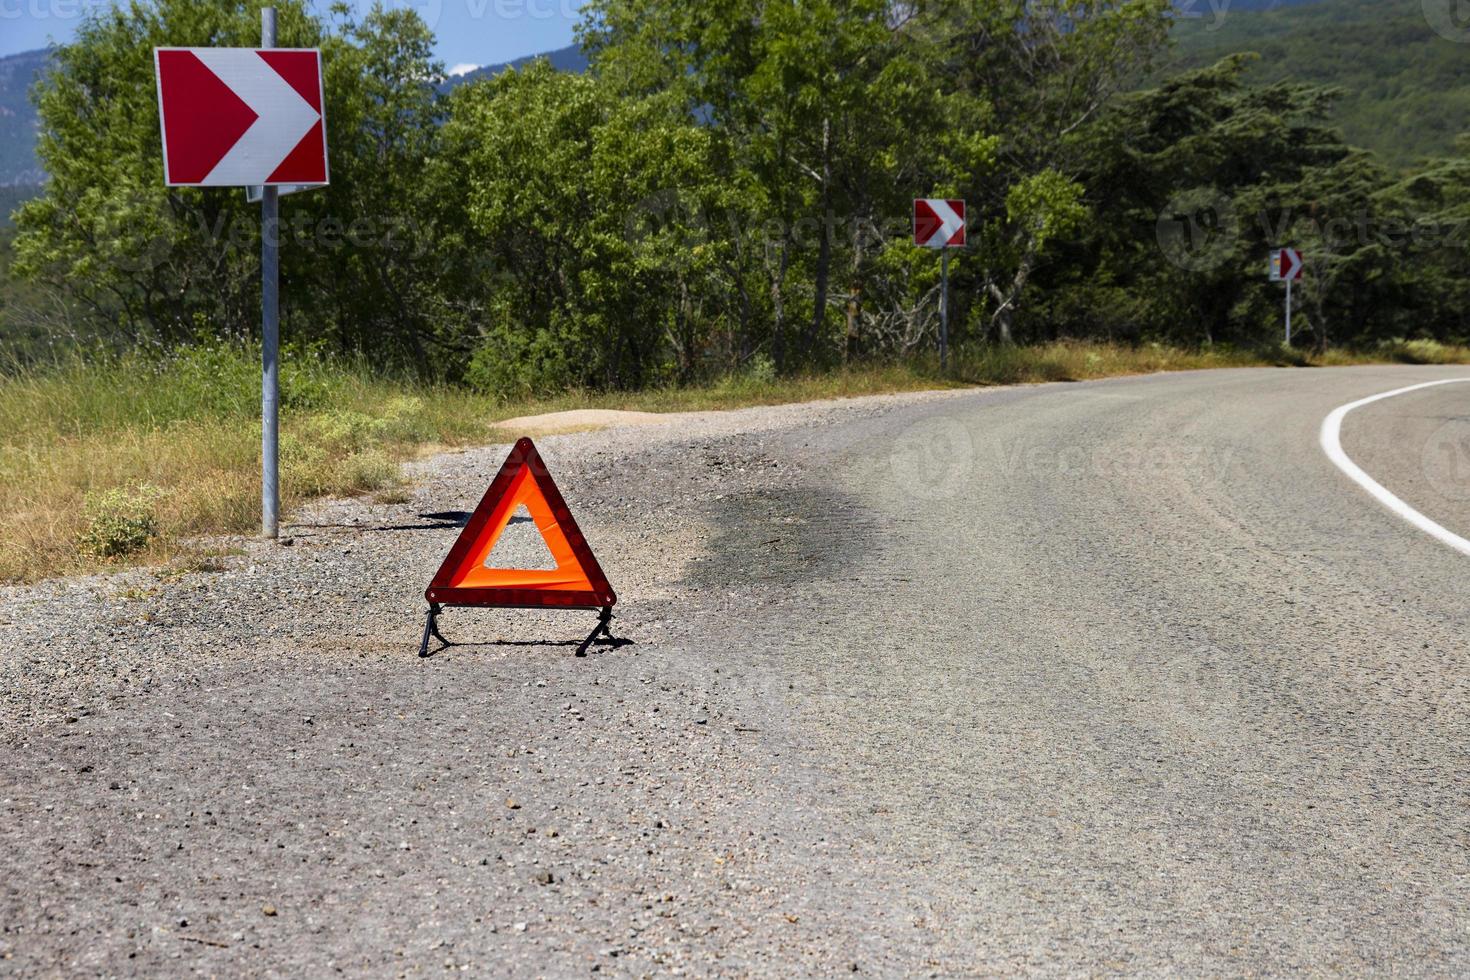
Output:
[[483, 504, 558, 571]]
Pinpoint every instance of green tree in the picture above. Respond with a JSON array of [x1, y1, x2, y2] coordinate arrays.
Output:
[[14, 0, 325, 347], [1035, 56, 1370, 348], [941, 0, 1173, 343], [299, 3, 446, 371], [583, 0, 974, 369], [431, 62, 715, 390], [13, 0, 445, 368], [1376, 137, 1470, 345]]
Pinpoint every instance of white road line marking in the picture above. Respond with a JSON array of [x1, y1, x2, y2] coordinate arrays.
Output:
[[1319, 378, 1470, 557]]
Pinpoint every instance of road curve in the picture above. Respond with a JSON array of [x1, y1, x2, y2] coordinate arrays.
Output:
[[692, 364, 1470, 974], [1, 365, 1467, 975], [1322, 379, 1470, 557]]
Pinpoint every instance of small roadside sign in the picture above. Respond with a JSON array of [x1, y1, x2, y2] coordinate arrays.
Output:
[[914, 199, 966, 248], [1271, 248, 1304, 344], [1270, 248, 1304, 282], [914, 198, 966, 371]]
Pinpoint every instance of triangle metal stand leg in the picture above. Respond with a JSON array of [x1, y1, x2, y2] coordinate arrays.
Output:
[[418, 603, 448, 659], [418, 604, 623, 658], [576, 607, 621, 658]]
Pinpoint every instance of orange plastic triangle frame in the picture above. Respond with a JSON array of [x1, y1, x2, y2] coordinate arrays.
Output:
[[425, 438, 616, 610]]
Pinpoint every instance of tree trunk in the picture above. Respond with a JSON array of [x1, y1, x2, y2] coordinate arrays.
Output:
[[802, 118, 833, 362], [770, 235, 792, 373], [845, 216, 868, 363], [994, 305, 1014, 345], [987, 253, 1036, 345], [678, 277, 695, 382], [1312, 296, 1329, 356], [845, 281, 860, 364]]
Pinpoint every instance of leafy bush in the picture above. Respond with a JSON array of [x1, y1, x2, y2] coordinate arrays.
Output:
[[743, 354, 777, 386], [1385, 339, 1461, 365], [336, 449, 399, 493], [282, 420, 406, 497], [300, 409, 381, 452], [465, 327, 576, 399], [280, 432, 331, 494], [78, 484, 166, 558]]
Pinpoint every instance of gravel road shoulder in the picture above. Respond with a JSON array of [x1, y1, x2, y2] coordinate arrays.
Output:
[[0, 385, 983, 977]]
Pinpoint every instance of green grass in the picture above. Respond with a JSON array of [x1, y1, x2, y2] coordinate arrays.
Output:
[[2, 337, 1467, 583]]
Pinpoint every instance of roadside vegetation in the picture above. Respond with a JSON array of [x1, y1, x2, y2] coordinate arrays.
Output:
[[1167, 0, 1470, 170], [3, 339, 1467, 583], [2, 0, 1468, 582], [6, 0, 1470, 377]]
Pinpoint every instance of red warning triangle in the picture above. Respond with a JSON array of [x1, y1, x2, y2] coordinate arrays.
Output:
[[425, 438, 616, 610]]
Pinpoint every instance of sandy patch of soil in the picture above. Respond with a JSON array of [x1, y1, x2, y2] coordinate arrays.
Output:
[[491, 408, 674, 437]]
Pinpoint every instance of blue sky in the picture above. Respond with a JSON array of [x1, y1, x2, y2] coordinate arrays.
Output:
[[0, 0, 586, 71]]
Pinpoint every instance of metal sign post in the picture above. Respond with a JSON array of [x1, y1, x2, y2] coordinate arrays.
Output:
[[153, 11, 328, 542], [1270, 248, 1303, 347], [939, 249, 950, 371], [1285, 274, 1293, 347], [260, 7, 280, 540]]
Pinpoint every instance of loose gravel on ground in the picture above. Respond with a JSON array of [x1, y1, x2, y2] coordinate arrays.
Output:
[[0, 388, 976, 977]]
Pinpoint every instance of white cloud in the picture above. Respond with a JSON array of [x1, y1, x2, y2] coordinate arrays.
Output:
[[447, 63, 480, 78]]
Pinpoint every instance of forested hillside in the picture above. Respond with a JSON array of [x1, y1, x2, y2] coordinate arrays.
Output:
[[1168, 0, 1470, 168], [0, 0, 1453, 187], [2, 0, 1468, 383]]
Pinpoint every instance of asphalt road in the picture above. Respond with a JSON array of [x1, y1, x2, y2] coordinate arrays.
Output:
[[766, 366, 1470, 974], [2, 365, 1467, 976]]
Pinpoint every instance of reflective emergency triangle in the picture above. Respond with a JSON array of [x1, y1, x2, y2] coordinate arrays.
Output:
[[425, 438, 616, 609]]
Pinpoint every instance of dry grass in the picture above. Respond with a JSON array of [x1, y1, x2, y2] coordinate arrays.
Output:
[[2, 338, 1466, 583], [0, 345, 497, 582]]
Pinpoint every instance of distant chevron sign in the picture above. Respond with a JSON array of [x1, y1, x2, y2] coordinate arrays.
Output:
[[1270, 247, 1304, 282], [914, 198, 966, 248], [154, 48, 328, 187]]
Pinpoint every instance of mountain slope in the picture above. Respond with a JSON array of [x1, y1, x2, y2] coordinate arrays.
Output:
[[1165, 0, 1470, 168], [448, 43, 587, 88], [0, 50, 45, 187]]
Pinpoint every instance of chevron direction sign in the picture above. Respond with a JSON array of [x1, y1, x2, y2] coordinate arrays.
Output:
[[154, 48, 328, 187], [914, 198, 966, 248], [1270, 247, 1304, 282]]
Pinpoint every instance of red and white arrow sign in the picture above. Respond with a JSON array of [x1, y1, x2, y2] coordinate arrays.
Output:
[[1271, 247, 1304, 282], [154, 48, 328, 187], [914, 199, 966, 248]]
